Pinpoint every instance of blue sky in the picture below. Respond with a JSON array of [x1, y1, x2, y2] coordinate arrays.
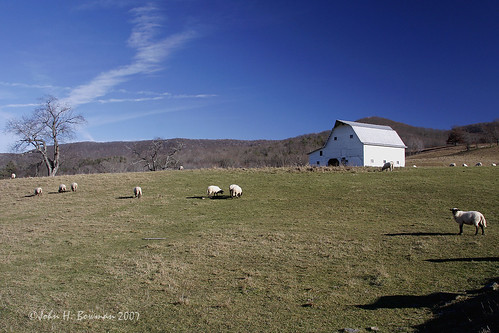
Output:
[[0, 0, 498, 153]]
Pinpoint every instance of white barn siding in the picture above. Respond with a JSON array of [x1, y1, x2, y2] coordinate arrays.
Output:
[[319, 125, 363, 166], [364, 145, 406, 167]]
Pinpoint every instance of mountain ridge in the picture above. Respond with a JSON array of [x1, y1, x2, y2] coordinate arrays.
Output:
[[1, 117, 497, 176]]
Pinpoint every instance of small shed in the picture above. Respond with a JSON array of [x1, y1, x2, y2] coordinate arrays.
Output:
[[308, 120, 406, 167]]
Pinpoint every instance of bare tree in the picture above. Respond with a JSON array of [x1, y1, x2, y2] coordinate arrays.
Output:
[[131, 138, 184, 171], [5, 96, 85, 176]]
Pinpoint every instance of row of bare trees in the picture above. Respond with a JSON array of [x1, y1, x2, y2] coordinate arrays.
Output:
[[4, 95, 184, 176]]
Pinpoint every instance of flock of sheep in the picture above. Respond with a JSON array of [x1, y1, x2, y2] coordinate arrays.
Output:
[[449, 162, 496, 167], [13, 167, 490, 235], [33, 182, 78, 196], [29, 179, 243, 200]]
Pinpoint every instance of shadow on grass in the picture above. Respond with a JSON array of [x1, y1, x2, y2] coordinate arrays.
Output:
[[186, 195, 232, 200], [385, 232, 456, 236], [358, 292, 461, 310], [358, 278, 499, 333], [426, 257, 499, 263], [117, 196, 135, 199]]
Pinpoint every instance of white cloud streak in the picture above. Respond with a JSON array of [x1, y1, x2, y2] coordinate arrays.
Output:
[[64, 4, 196, 107]]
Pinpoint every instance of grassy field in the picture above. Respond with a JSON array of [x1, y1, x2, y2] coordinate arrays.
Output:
[[1, 166, 498, 332]]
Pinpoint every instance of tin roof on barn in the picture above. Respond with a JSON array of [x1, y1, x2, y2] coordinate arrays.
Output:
[[308, 119, 407, 154], [335, 120, 407, 148]]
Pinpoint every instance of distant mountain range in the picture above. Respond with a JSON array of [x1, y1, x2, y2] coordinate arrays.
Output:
[[1, 117, 497, 177]]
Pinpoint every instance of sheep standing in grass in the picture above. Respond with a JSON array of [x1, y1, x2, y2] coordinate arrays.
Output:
[[71, 182, 78, 192], [381, 161, 394, 171], [462, 163, 468, 167], [492, 163, 497, 167], [450, 163, 456, 167], [59, 184, 67, 193], [134, 186, 142, 198], [207, 185, 223, 197], [450, 208, 487, 235], [34, 187, 42, 196], [229, 184, 243, 198], [475, 162, 482, 167], [11, 173, 16, 179]]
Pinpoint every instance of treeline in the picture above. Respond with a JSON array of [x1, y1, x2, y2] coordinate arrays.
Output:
[[1, 117, 498, 177]]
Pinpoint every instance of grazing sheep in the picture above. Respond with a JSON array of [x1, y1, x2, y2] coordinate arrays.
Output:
[[179, 166, 184, 170], [34, 187, 42, 196], [134, 186, 142, 198], [412, 165, 417, 168], [207, 185, 223, 197], [381, 161, 394, 171], [229, 184, 243, 198], [11, 173, 16, 179], [59, 184, 67, 193], [449, 163, 456, 167], [492, 163, 497, 167], [462, 163, 468, 167], [475, 162, 482, 167], [450, 208, 487, 235], [71, 182, 78, 192]]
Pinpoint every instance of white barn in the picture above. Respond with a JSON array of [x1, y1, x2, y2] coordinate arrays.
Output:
[[308, 120, 407, 167]]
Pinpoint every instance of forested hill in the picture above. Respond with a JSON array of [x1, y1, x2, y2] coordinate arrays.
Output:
[[1, 117, 498, 176]]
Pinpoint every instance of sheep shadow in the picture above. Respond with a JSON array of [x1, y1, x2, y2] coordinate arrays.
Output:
[[426, 257, 499, 263], [209, 195, 231, 200], [385, 232, 456, 236], [117, 196, 135, 199], [186, 195, 232, 200]]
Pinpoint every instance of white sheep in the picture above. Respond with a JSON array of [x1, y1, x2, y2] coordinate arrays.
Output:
[[59, 184, 67, 193], [462, 163, 468, 167], [229, 184, 243, 198], [492, 163, 497, 167], [475, 162, 482, 167], [11, 173, 16, 179], [34, 187, 42, 196], [71, 182, 78, 192], [134, 186, 142, 198], [179, 166, 184, 170], [381, 161, 394, 171], [449, 163, 456, 167], [450, 208, 487, 235], [207, 185, 223, 197]]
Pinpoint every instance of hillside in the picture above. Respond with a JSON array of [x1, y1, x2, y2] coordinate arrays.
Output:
[[1, 117, 498, 177], [406, 144, 499, 167], [1, 167, 498, 332]]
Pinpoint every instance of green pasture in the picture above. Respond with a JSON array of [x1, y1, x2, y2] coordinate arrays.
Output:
[[1, 167, 497, 332]]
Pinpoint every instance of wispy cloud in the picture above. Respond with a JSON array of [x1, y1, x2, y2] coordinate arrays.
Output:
[[0, 81, 65, 90], [87, 104, 197, 127], [95, 91, 217, 104], [2, 103, 40, 108], [64, 4, 196, 107]]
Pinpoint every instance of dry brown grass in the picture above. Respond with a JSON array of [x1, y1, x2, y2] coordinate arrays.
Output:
[[0, 166, 498, 332]]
